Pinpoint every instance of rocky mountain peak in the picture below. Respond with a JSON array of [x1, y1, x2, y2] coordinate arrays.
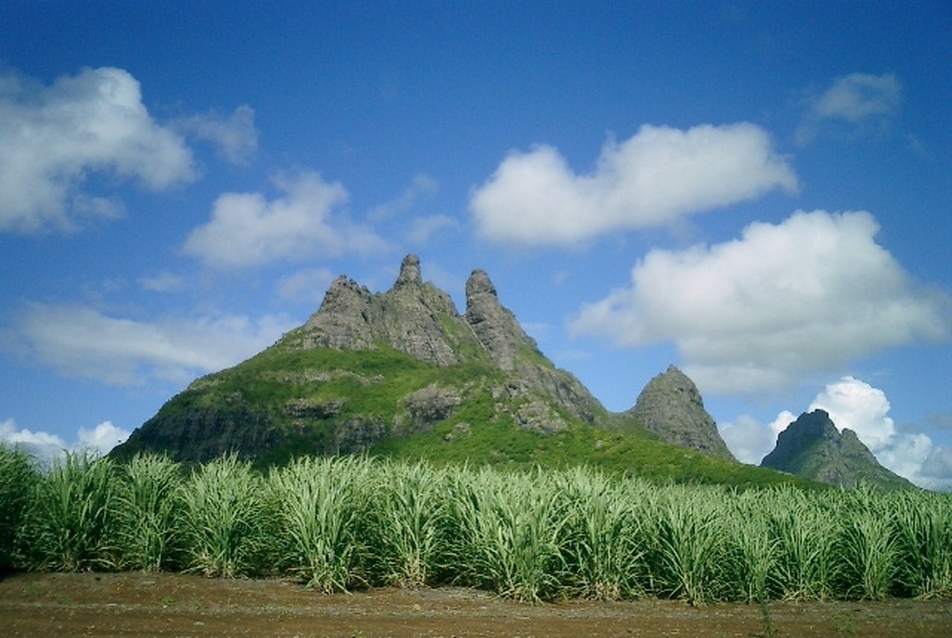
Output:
[[760, 409, 912, 489], [297, 255, 462, 366], [297, 255, 561, 377], [295, 256, 604, 429], [627, 365, 736, 461]]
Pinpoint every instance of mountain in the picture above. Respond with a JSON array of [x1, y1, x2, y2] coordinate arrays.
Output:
[[626, 365, 736, 461], [111, 255, 812, 487], [760, 409, 914, 489]]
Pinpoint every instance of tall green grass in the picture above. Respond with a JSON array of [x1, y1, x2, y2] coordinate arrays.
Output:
[[889, 489, 952, 598], [177, 454, 268, 577], [451, 467, 569, 602], [369, 460, 450, 588], [3, 450, 951, 604], [558, 467, 648, 600], [114, 453, 183, 571], [724, 492, 778, 603], [22, 451, 118, 571], [0, 443, 40, 570], [269, 455, 373, 592], [654, 487, 730, 603]]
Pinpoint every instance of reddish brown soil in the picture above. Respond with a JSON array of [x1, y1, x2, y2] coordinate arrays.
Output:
[[1, 571, 950, 637]]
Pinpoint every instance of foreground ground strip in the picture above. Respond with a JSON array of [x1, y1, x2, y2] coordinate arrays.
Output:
[[1, 572, 951, 638]]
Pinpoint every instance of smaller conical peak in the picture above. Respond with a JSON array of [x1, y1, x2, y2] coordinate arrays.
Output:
[[465, 268, 497, 300], [394, 254, 423, 288]]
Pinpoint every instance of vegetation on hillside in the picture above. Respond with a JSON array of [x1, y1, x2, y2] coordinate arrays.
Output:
[[112, 342, 818, 487]]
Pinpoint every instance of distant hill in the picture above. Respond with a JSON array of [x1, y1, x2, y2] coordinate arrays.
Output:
[[111, 255, 815, 487], [760, 409, 914, 489]]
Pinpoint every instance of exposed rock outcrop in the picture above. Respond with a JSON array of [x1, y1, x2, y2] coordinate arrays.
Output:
[[296, 255, 602, 426], [760, 409, 913, 489], [627, 365, 736, 461], [465, 269, 526, 371], [299, 254, 466, 367]]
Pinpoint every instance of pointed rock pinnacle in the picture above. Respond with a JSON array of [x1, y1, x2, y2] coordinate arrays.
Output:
[[395, 254, 423, 288]]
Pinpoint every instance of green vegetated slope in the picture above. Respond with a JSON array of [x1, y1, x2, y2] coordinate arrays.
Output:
[[115, 336, 812, 488]]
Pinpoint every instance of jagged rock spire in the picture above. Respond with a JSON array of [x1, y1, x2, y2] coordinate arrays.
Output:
[[465, 268, 524, 370], [294, 256, 602, 426], [394, 253, 422, 288]]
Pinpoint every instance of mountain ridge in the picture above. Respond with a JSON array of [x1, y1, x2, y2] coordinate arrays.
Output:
[[110, 255, 822, 488]]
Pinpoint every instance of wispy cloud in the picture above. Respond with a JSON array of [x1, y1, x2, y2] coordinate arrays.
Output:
[[470, 123, 797, 246], [368, 173, 438, 221], [175, 105, 258, 164], [183, 171, 386, 268], [277, 267, 337, 302], [572, 210, 951, 393], [8, 303, 296, 385], [406, 214, 458, 245], [0, 66, 196, 233], [796, 72, 901, 145], [138, 272, 186, 293]]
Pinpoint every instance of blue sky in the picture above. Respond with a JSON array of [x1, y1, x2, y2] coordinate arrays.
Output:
[[2, 1, 951, 487]]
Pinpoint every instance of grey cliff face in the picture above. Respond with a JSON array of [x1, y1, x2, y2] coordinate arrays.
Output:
[[464, 267, 602, 426], [627, 365, 736, 461], [760, 409, 912, 489]]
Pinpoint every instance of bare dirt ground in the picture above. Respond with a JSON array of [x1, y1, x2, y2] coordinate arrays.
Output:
[[1, 572, 950, 637]]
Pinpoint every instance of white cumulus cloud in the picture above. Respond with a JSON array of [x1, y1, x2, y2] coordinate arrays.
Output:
[[1, 417, 130, 460], [572, 210, 950, 393], [183, 171, 386, 268], [78, 420, 131, 455], [470, 123, 797, 246], [1, 417, 68, 459], [0, 66, 196, 233], [809, 376, 896, 451], [810, 377, 950, 488], [10, 303, 297, 385]]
